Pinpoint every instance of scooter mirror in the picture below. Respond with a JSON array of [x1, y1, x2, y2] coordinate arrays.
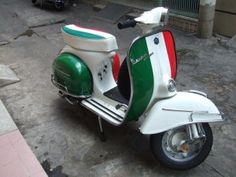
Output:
[[135, 7, 168, 26]]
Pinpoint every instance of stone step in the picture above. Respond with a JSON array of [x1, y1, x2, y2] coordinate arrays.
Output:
[[0, 65, 20, 87]]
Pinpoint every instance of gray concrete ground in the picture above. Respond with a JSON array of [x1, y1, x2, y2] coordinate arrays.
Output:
[[0, 0, 236, 177]]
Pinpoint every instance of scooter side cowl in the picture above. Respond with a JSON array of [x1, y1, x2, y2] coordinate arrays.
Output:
[[140, 91, 223, 135], [52, 53, 93, 97]]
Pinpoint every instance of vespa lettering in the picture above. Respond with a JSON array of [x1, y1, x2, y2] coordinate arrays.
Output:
[[130, 52, 154, 65]]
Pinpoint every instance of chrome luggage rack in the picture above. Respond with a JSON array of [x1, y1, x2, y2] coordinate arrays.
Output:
[[51, 74, 69, 93], [51, 74, 90, 99]]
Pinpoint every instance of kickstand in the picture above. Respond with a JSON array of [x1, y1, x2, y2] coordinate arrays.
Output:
[[98, 116, 106, 142]]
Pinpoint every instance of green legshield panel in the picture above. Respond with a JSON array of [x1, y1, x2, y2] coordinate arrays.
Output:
[[125, 36, 154, 122], [52, 53, 93, 97]]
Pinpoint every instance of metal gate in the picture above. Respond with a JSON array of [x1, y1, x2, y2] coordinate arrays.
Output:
[[155, 0, 200, 18]]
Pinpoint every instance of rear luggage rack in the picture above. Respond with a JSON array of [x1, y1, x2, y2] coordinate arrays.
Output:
[[51, 74, 90, 99], [51, 74, 69, 92]]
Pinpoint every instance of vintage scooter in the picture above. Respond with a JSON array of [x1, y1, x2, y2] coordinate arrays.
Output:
[[51, 7, 224, 170]]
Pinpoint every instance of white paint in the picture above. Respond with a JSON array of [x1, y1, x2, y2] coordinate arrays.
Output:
[[61, 46, 117, 96], [200, 0, 216, 6], [135, 7, 168, 24], [145, 32, 176, 106], [62, 25, 118, 52], [65, 24, 115, 39], [140, 91, 223, 135]]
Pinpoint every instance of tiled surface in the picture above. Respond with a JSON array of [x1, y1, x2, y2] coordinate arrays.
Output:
[[0, 130, 48, 177], [0, 100, 17, 136]]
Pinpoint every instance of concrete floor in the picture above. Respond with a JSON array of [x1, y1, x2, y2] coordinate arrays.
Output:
[[0, 0, 236, 177]]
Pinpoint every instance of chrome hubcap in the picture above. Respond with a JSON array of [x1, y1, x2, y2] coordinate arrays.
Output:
[[162, 125, 206, 162]]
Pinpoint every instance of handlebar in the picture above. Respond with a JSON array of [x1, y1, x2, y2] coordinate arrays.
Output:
[[117, 19, 137, 29]]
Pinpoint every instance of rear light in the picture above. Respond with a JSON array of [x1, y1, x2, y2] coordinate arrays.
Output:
[[163, 31, 177, 79], [112, 53, 120, 81]]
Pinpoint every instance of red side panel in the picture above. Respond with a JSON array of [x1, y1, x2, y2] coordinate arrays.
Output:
[[163, 31, 177, 79], [112, 53, 120, 81]]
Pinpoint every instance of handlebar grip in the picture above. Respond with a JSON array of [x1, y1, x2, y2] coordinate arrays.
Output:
[[118, 19, 137, 29]]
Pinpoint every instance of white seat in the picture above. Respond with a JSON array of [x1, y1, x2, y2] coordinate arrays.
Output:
[[62, 24, 118, 52]]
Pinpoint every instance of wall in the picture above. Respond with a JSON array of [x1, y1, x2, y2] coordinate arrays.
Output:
[[214, 0, 236, 37]]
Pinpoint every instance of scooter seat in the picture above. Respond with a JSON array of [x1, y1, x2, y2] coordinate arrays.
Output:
[[62, 24, 118, 52]]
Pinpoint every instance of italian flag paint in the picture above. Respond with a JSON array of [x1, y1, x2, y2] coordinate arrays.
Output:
[[125, 36, 154, 122], [125, 31, 177, 122], [62, 24, 114, 40]]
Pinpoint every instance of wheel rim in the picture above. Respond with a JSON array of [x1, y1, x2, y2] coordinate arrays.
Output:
[[162, 126, 206, 162]]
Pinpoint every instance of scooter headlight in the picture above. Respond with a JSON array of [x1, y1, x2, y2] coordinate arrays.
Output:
[[168, 79, 176, 92]]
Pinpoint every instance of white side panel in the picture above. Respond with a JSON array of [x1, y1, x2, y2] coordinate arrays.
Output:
[[140, 92, 223, 134], [61, 46, 117, 97]]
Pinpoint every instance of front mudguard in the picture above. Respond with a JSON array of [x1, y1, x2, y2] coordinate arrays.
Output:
[[140, 91, 224, 135]]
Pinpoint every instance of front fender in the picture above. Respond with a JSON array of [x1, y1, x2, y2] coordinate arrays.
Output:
[[140, 91, 223, 135]]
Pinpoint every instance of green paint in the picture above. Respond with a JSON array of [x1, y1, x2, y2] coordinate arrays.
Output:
[[62, 26, 105, 40], [124, 37, 154, 122], [52, 53, 93, 96]]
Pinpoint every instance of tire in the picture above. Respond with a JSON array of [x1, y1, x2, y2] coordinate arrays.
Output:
[[55, 2, 64, 10], [32, 0, 37, 4], [150, 123, 213, 170]]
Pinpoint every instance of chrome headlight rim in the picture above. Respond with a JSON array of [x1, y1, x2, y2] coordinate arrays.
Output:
[[168, 79, 176, 92]]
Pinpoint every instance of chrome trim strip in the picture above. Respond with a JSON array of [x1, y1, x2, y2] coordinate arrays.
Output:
[[162, 108, 224, 122], [84, 99, 123, 122], [51, 74, 68, 92], [81, 100, 122, 126], [51, 75, 91, 99], [162, 108, 193, 113], [59, 90, 90, 99], [189, 111, 208, 122], [187, 90, 207, 97], [190, 111, 224, 122], [90, 99, 124, 120]]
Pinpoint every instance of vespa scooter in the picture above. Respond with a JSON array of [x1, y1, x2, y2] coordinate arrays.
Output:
[[51, 7, 224, 170]]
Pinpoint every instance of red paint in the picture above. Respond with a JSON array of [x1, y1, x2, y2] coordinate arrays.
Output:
[[163, 31, 177, 79], [112, 53, 120, 81]]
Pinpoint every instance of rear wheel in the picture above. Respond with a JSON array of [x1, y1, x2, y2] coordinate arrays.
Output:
[[150, 123, 213, 170], [32, 0, 37, 4], [55, 2, 64, 10]]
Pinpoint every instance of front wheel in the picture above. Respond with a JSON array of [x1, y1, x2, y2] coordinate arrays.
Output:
[[150, 123, 213, 170]]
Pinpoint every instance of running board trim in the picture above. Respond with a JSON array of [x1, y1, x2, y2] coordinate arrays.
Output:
[[81, 99, 124, 126], [90, 99, 123, 120]]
